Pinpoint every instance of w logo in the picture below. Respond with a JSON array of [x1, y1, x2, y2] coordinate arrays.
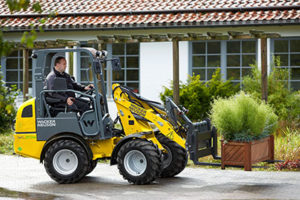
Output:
[[84, 120, 95, 127]]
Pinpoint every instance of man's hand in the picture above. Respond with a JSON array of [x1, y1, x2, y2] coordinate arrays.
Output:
[[84, 84, 94, 91], [67, 97, 75, 105]]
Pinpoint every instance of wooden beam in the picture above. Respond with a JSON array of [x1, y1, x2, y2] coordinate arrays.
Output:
[[228, 31, 252, 39], [55, 39, 69, 46], [261, 37, 268, 102], [172, 39, 180, 105], [87, 39, 98, 45], [22, 48, 29, 101], [149, 34, 169, 42], [168, 33, 188, 40], [46, 40, 57, 45], [34, 41, 46, 49], [114, 34, 133, 43], [132, 34, 152, 42], [188, 33, 208, 40], [249, 30, 265, 38], [67, 41, 79, 47], [265, 33, 281, 38], [97, 35, 115, 43], [207, 32, 229, 40]]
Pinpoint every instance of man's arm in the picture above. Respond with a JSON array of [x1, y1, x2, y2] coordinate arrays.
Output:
[[69, 75, 94, 91], [70, 76, 86, 92]]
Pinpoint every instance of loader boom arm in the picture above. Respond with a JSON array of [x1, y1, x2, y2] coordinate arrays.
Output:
[[112, 84, 186, 149]]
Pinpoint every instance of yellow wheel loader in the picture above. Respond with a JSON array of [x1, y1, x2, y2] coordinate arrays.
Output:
[[14, 48, 218, 184]]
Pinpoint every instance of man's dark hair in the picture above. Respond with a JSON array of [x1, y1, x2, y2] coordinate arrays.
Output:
[[54, 56, 66, 66]]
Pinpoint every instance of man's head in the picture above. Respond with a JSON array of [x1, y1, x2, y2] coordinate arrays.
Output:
[[54, 57, 67, 73]]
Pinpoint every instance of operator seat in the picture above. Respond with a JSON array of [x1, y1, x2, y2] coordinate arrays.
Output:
[[43, 77, 80, 117]]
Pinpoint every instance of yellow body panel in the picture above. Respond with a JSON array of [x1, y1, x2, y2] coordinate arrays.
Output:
[[89, 137, 120, 160], [14, 134, 45, 159], [15, 98, 36, 133], [14, 98, 44, 160]]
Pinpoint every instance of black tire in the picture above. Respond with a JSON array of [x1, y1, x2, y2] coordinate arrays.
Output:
[[44, 139, 89, 184], [85, 160, 98, 176], [156, 133, 188, 178], [117, 139, 161, 185]]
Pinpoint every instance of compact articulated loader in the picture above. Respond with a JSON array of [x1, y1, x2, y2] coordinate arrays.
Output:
[[14, 48, 217, 184]]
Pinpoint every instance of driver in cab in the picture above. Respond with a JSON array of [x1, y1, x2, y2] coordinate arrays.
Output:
[[45, 56, 94, 114]]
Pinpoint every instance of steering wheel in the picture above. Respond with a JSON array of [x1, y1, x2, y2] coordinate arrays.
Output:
[[84, 87, 96, 95]]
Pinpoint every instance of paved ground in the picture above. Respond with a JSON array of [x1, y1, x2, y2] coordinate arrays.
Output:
[[0, 155, 299, 200]]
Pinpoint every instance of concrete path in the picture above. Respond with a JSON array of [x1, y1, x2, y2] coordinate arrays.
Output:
[[0, 155, 299, 200]]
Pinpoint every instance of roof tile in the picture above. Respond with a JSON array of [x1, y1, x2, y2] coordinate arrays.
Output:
[[1, 0, 299, 31]]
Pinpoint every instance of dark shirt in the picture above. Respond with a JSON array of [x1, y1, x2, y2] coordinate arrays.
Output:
[[44, 67, 86, 103]]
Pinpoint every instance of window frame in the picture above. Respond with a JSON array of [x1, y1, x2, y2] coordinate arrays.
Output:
[[79, 42, 140, 97], [106, 43, 140, 96], [271, 37, 300, 90], [226, 40, 258, 84], [189, 39, 258, 86], [190, 41, 222, 82], [1, 50, 33, 92]]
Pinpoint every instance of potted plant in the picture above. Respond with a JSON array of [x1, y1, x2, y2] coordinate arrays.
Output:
[[210, 92, 278, 171]]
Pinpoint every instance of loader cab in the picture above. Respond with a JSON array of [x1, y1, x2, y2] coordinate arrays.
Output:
[[32, 48, 115, 140]]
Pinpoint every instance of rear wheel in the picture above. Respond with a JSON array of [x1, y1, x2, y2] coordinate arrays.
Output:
[[44, 140, 89, 184], [117, 139, 161, 185], [156, 133, 188, 178]]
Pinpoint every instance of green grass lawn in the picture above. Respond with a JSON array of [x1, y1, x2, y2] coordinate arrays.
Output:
[[0, 131, 14, 155]]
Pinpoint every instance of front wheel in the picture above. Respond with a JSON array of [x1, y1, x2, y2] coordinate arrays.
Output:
[[44, 140, 89, 184], [156, 133, 188, 178], [117, 139, 161, 185]]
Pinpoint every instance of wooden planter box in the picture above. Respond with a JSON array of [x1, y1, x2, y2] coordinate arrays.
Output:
[[221, 135, 274, 171]]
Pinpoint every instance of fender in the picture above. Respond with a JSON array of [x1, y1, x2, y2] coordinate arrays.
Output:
[[40, 133, 93, 163], [110, 133, 145, 165]]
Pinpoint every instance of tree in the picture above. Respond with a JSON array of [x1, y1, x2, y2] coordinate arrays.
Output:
[[0, 0, 43, 133], [0, 0, 43, 57]]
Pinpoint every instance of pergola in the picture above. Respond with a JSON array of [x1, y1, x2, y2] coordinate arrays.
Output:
[[22, 30, 280, 103], [97, 30, 280, 104]]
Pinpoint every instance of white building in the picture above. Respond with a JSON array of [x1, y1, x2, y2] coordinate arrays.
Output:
[[1, 0, 300, 117]]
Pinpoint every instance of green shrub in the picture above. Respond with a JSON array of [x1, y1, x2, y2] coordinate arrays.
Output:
[[0, 66, 18, 134], [210, 92, 278, 142], [160, 69, 239, 121], [243, 64, 300, 123]]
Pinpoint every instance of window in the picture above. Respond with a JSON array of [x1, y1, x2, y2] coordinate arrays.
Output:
[[3, 50, 32, 91], [110, 43, 139, 93], [80, 42, 99, 85], [80, 51, 93, 85], [272, 38, 300, 90], [21, 105, 33, 117], [191, 41, 221, 81], [190, 40, 257, 86], [79, 42, 140, 95], [226, 41, 256, 84]]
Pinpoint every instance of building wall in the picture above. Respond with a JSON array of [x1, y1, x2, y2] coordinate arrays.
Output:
[[139, 41, 188, 102]]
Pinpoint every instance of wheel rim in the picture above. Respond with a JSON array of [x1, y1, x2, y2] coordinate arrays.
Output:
[[162, 145, 172, 169], [124, 150, 147, 176], [53, 149, 78, 175]]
